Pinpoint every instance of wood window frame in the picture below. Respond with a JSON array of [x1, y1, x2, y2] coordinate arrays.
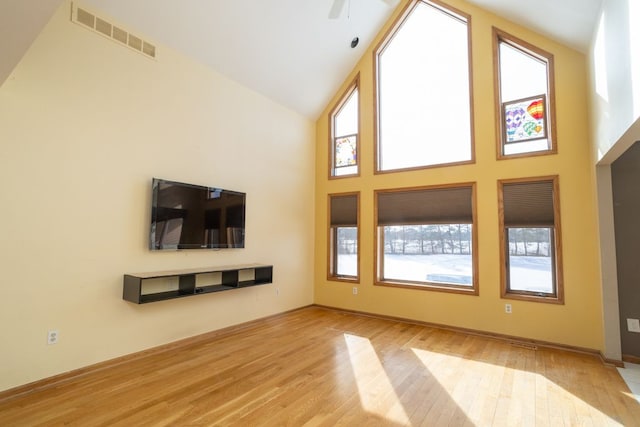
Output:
[[374, 182, 479, 295], [493, 27, 557, 160], [328, 75, 360, 179], [498, 176, 564, 304], [373, 0, 475, 174], [327, 192, 360, 283]]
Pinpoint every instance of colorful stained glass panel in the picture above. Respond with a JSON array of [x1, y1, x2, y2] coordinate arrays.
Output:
[[335, 136, 357, 168], [503, 95, 546, 144]]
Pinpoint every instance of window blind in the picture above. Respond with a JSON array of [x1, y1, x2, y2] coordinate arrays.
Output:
[[502, 180, 554, 226], [377, 186, 473, 225], [330, 194, 358, 227]]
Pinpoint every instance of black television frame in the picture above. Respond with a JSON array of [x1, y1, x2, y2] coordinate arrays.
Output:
[[149, 178, 246, 250]]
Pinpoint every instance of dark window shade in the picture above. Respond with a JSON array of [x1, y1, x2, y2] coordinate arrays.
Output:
[[503, 181, 554, 226], [330, 194, 358, 227], [377, 186, 473, 226]]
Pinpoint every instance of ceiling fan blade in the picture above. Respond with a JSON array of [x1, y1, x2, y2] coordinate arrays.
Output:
[[329, 0, 347, 19]]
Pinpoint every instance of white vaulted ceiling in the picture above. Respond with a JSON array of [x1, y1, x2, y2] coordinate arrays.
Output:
[[1, 0, 603, 119]]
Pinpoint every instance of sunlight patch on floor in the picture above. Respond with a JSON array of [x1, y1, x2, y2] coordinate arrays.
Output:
[[411, 347, 622, 425], [410, 347, 483, 421], [344, 333, 410, 425], [618, 362, 640, 404]]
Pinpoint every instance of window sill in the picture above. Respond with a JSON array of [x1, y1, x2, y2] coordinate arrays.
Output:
[[328, 275, 359, 284], [502, 291, 564, 305], [329, 172, 360, 180], [375, 279, 478, 296], [374, 158, 475, 175], [497, 148, 557, 161]]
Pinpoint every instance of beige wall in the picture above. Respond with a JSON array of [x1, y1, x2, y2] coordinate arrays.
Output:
[[315, 0, 604, 351], [0, 0, 315, 392]]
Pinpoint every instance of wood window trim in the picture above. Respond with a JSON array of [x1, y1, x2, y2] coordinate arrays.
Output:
[[498, 176, 564, 304], [328, 74, 360, 180], [373, 182, 479, 295], [327, 192, 360, 283], [493, 27, 557, 160], [372, 0, 476, 175]]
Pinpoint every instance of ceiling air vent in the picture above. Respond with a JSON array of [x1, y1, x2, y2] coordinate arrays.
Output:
[[76, 7, 95, 28], [71, 2, 156, 59]]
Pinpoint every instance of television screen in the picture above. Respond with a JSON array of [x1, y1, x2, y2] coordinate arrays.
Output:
[[150, 178, 245, 250]]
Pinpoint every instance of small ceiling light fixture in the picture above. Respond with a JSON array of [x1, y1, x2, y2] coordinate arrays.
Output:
[[351, 37, 359, 48]]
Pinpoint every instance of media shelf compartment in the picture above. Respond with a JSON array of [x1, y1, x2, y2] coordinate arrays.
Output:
[[123, 264, 273, 304]]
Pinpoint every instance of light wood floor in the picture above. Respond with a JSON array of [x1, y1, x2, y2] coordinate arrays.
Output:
[[1, 306, 639, 426]]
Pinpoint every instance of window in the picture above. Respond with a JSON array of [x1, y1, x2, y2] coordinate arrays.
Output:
[[375, 0, 473, 172], [375, 184, 477, 293], [494, 28, 556, 158], [330, 77, 359, 177], [498, 177, 563, 303], [328, 193, 359, 281]]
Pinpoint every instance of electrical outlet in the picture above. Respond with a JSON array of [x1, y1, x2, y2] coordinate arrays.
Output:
[[276, 287, 280, 296], [505, 304, 512, 314], [352, 287, 358, 295], [627, 318, 640, 333], [47, 330, 59, 345]]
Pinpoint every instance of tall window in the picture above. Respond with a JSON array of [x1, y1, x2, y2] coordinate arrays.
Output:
[[375, 184, 477, 294], [330, 77, 359, 177], [328, 193, 359, 281], [375, 0, 473, 172], [494, 28, 556, 158], [498, 177, 563, 303]]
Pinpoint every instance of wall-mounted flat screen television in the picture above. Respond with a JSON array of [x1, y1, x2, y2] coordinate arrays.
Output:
[[150, 178, 245, 250]]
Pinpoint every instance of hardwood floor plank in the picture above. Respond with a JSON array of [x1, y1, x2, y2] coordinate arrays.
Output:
[[1, 306, 639, 426]]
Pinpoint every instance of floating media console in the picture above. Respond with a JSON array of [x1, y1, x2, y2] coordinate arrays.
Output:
[[123, 264, 273, 304]]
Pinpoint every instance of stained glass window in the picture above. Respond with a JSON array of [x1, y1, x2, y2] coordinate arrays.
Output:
[[331, 83, 358, 177], [495, 29, 555, 157], [335, 136, 357, 167], [503, 95, 547, 144]]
